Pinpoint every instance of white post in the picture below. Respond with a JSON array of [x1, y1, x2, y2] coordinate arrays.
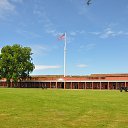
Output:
[[64, 32, 66, 77]]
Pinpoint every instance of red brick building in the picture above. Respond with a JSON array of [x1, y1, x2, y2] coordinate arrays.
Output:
[[1, 74, 128, 89]]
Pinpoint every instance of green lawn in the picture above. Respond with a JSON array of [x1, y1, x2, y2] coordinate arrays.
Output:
[[0, 88, 128, 128]]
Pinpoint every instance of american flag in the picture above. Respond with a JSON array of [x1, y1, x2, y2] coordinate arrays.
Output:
[[58, 33, 65, 40]]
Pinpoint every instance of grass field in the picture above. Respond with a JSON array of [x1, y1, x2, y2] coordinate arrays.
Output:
[[0, 88, 128, 128]]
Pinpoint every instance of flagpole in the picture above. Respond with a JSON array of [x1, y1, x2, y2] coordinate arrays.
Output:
[[64, 32, 66, 77]]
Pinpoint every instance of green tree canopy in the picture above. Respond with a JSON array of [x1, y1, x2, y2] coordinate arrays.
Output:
[[0, 44, 35, 86]]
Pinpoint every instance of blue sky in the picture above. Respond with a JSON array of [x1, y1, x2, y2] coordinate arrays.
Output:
[[0, 0, 128, 76]]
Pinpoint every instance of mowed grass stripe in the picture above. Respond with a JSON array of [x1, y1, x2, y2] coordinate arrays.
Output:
[[0, 88, 128, 128]]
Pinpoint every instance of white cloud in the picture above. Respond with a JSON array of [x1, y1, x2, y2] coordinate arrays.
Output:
[[35, 65, 61, 70], [100, 28, 116, 38], [0, 0, 22, 19], [79, 43, 96, 52], [0, 0, 15, 12], [10, 0, 23, 3], [89, 31, 100, 35], [70, 31, 77, 36], [85, 43, 96, 51], [33, 6, 59, 37], [90, 27, 128, 39], [69, 30, 86, 36], [16, 29, 42, 39], [46, 29, 58, 37], [77, 64, 88, 68], [68, 30, 86, 43], [30, 44, 50, 56]]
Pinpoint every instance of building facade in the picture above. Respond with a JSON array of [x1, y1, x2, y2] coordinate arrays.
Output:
[[1, 74, 128, 90]]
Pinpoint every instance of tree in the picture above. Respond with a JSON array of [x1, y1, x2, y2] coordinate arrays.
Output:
[[0, 44, 35, 87]]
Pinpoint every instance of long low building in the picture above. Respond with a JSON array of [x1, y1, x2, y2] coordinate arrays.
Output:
[[1, 74, 128, 90]]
